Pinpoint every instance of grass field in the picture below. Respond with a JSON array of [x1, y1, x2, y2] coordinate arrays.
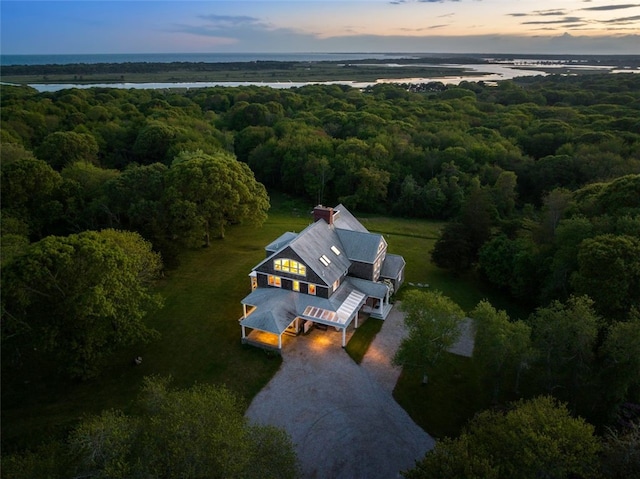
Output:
[[2, 63, 468, 85], [393, 353, 490, 439], [2, 193, 528, 450]]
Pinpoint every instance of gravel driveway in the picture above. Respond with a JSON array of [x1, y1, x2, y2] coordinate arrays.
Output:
[[245, 306, 435, 478]]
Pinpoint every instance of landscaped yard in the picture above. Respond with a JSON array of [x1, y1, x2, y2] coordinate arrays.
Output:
[[393, 353, 491, 439], [2, 193, 527, 451]]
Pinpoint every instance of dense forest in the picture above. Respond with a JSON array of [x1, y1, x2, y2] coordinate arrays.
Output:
[[2, 73, 639, 477]]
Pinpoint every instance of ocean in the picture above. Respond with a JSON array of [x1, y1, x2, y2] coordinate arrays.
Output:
[[0, 52, 421, 67]]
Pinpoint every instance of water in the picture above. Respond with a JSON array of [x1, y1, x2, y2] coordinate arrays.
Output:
[[1, 52, 421, 67], [3, 52, 637, 92], [0, 63, 557, 92]]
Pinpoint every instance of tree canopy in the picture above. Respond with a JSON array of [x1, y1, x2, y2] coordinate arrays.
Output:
[[2, 229, 163, 379], [403, 396, 600, 479], [393, 290, 465, 384], [167, 150, 269, 243], [3, 376, 299, 479]]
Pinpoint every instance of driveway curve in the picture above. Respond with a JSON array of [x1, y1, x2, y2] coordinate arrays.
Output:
[[246, 306, 435, 478]]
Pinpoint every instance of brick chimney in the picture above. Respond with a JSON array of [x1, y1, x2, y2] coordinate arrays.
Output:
[[313, 205, 334, 225]]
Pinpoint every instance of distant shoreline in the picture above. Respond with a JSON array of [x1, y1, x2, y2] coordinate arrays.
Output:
[[2, 54, 638, 91], [3, 52, 640, 67], [2, 52, 420, 67]]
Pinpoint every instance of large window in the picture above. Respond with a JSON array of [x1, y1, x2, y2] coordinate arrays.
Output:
[[274, 258, 306, 276]]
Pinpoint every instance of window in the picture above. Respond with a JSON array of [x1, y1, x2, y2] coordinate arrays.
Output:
[[319, 254, 331, 266], [268, 275, 282, 287], [333, 278, 340, 291], [374, 258, 382, 281], [308, 284, 316, 295], [274, 258, 306, 276], [331, 245, 341, 256], [292, 280, 300, 292]]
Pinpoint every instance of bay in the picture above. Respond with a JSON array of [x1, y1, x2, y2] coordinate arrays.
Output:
[[0, 52, 420, 67], [1, 63, 564, 92]]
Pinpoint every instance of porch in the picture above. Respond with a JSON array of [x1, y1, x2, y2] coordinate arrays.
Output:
[[241, 329, 293, 354], [365, 301, 393, 319], [242, 318, 360, 354]]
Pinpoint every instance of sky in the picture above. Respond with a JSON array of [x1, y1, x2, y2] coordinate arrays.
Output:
[[2, 0, 639, 55]]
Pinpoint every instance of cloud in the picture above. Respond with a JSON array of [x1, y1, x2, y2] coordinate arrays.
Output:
[[521, 16, 585, 25], [508, 10, 567, 17], [582, 3, 640, 11], [400, 24, 450, 31], [601, 14, 640, 23], [197, 14, 266, 28], [171, 12, 279, 41]]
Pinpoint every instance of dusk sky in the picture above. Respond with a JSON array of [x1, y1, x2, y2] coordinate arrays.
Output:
[[2, 1, 639, 55]]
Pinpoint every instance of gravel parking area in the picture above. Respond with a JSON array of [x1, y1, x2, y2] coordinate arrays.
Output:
[[246, 307, 435, 478]]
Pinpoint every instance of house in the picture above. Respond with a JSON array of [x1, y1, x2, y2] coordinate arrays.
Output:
[[239, 204, 406, 351]]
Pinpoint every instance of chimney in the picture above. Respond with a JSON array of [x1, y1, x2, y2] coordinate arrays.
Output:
[[313, 205, 334, 225]]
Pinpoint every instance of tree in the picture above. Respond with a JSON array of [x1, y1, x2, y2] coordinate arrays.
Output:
[[0, 155, 65, 238], [478, 234, 542, 302], [478, 234, 520, 290], [403, 396, 600, 479], [340, 166, 390, 212], [403, 434, 499, 479], [36, 130, 99, 169], [471, 300, 532, 400], [541, 187, 573, 239], [103, 162, 176, 261], [599, 315, 640, 415], [528, 296, 601, 408], [431, 186, 493, 274], [600, 421, 640, 479], [166, 150, 269, 244], [492, 170, 517, 218], [61, 161, 120, 231], [132, 121, 177, 165], [430, 222, 473, 274], [4, 377, 299, 479], [571, 234, 640, 319], [542, 216, 594, 301], [2, 230, 163, 379], [393, 290, 465, 384], [68, 377, 299, 479]]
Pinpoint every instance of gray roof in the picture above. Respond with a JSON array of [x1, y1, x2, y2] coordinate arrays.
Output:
[[380, 254, 406, 279], [335, 229, 384, 264], [241, 282, 366, 333], [285, 219, 351, 286], [240, 288, 299, 335], [332, 203, 369, 233], [265, 231, 298, 254], [344, 276, 390, 299]]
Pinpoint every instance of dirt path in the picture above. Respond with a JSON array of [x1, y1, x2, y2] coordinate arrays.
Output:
[[245, 308, 435, 478]]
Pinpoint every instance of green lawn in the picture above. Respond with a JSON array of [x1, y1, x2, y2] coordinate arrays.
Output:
[[345, 317, 384, 364], [393, 353, 491, 439], [2, 194, 527, 451]]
